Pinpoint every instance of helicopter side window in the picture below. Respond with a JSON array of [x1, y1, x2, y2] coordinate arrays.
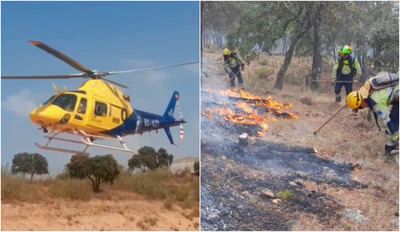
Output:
[[51, 94, 77, 112], [77, 98, 87, 114], [95, 102, 107, 117]]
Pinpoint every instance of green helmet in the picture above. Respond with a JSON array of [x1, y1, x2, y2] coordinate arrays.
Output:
[[337, 47, 343, 55], [341, 45, 352, 55]]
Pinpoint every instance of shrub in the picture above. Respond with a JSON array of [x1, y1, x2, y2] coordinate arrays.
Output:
[[276, 190, 294, 201], [193, 161, 199, 176], [48, 179, 92, 201], [256, 67, 274, 79], [258, 57, 268, 65], [1, 168, 41, 202], [114, 169, 199, 209]]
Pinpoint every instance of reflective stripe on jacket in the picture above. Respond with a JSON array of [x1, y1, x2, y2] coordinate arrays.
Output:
[[224, 53, 244, 74], [332, 56, 361, 79]]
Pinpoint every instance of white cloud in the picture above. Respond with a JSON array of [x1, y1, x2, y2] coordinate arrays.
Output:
[[3, 89, 37, 118]]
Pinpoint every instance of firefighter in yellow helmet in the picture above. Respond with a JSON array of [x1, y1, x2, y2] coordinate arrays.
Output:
[[346, 72, 399, 158], [333, 45, 362, 102], [223, 48, 245, 89]]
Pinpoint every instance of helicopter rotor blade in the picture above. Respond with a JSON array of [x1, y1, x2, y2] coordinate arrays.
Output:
[[105, 61, 198, 76], [29, 41, 94, 76], [103, 78, 129, 88], [2, 73, 87, 80]]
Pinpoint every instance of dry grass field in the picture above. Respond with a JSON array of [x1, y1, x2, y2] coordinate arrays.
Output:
[[1, 168, 199, 230]]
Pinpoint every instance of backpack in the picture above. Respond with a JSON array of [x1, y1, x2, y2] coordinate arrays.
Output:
[[337, 56, 356, 77], [366, 72, 399, 131], [369, 72, 399, 90]]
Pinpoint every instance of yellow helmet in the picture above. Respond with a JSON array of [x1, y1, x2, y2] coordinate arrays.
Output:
[[223, 48, 231, 56], [346, 91, 363, 109]]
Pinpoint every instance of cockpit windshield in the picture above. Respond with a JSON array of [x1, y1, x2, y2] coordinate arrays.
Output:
[[42, 95, 56, 105], [51, 94, 77, 112]]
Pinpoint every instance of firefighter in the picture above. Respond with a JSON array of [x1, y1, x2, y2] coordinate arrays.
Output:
[[332, 45, 362, 102], [346, 72, 399, 159], [223, 48, 245, 89]]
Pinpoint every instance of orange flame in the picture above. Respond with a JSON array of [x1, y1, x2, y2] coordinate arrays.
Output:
[[204, 89, 298, 137]]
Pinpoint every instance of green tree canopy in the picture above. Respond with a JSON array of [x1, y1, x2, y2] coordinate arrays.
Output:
[[11, 152, 49, 181], [128, 146, 174, 172], [67, 153, 120, 192]]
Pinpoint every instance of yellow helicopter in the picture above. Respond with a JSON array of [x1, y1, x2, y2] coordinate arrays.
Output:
[[3, 41, 196, 154]]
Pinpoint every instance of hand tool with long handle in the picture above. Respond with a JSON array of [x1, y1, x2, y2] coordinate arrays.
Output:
[[313, 104, 347, 135]]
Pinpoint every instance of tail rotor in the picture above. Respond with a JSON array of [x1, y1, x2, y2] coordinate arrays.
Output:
[[176, 95, 185, 141]]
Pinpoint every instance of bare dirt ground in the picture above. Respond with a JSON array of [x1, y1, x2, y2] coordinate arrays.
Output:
[[201, 50, 399, 231], [2, 190, 199, 231]]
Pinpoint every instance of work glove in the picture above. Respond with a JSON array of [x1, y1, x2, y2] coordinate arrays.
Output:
[[391, 132, 399, 145], [224, 67, 232, 74]]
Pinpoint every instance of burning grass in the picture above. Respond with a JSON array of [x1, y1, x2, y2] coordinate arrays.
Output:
[[202, 89, 298, 137]]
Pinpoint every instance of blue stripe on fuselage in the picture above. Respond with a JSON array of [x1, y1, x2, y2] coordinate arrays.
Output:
[[104, 110, 176, 137]]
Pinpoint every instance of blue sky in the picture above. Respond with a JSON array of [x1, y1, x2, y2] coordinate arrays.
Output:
[[1, 1, 199, 174]]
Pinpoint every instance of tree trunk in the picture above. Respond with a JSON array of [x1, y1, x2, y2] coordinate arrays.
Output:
[[332, 36, 336, 60], [359, 42, 369, 83], [274, 30, 308, 90], [216, 32, 223, 48], [282, 33, 287, 55], [94, 178, 101, 192], [30, 172, 34, 181], [310, 11, 322, 90], [87, 175, 100, 193]]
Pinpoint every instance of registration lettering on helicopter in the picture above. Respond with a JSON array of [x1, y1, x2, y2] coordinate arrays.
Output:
[[144, 118, 160, 128]]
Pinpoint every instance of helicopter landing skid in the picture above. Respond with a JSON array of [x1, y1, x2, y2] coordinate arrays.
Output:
[[35, 131, 135, 154]]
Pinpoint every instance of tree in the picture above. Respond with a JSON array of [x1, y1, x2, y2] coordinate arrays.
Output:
[[273, 2, 324, 90], [66, 153, 89, 179], [193, 161, 199, 176], [128, 154, 145, 172], [157, 148, 173, 168], [128, 146, 174, 172], [11, 152, 49, 181], [67, 153, 120, 192], [310, 2, 323, 90], [202, 1, 242, 48]]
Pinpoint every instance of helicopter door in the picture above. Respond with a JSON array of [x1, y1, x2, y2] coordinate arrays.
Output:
[[70, 97, 88, 127], [88, 100, 110, 131]]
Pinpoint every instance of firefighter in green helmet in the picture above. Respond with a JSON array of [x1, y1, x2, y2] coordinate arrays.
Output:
[[332, 45, 362, 102]]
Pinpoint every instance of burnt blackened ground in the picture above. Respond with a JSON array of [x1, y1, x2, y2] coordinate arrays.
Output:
[[201, 90, 366, 230], [203, 139, 366, 188]]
